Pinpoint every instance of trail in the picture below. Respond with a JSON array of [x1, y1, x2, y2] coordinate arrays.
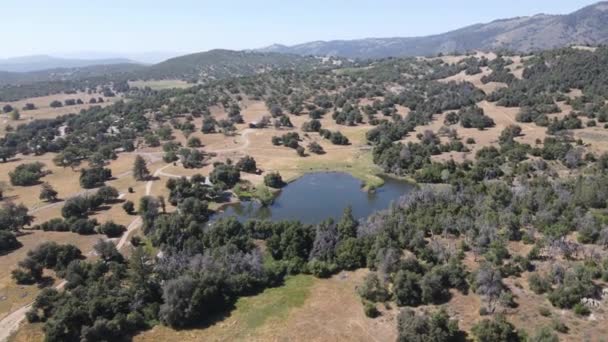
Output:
[[207, 129, 253, 153], [28, 170, 133, 214], [116, 163, 172, 251], [1, 163, 173, 342]]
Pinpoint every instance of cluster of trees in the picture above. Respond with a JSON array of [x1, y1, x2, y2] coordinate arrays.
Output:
[[209, 162, 241, 189], [12, 242, 82, 284], [458, 106, 495, 130], [319, 129, 350, 145], [79, 167, 112, 188]]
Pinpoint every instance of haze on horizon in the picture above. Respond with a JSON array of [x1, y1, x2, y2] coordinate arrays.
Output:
[[0, 0, 601, 60]]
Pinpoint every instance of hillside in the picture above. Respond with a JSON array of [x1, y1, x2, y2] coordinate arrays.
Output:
[[258, 1, 608, 58], [0, 50, 347, 101], [0, 55, 138, 73], [136, 49, 345, 81]]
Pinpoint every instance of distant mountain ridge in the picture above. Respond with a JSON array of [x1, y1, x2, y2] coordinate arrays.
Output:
[[257, 1, 608, 58], [0, 55, 139, 73]]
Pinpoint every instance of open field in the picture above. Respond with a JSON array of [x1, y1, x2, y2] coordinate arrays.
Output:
[[0, 92, 120, 134], [135, 269, 397, 342]]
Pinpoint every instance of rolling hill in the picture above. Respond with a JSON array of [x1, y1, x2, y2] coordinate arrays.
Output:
[[258, 1, 608, 58], [136, 49, 345, 81]]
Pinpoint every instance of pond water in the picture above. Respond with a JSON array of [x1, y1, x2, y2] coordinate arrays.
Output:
[[212, 172, 414, 224]]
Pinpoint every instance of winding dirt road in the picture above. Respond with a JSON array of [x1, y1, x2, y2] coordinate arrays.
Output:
[[0, 161, 175, 341]]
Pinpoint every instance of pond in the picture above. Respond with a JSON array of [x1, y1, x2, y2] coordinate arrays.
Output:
[[212, 172, 414, 224]]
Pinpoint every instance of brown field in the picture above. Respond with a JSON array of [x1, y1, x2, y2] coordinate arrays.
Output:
[[0, 92, 120, 134]]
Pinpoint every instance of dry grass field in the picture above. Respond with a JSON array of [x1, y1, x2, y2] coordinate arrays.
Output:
[[134, 269, 397, 342]]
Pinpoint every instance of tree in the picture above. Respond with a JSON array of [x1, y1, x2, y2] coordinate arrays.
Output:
[[97, 221, 126, 238], [122, 200, 135, 215], [0, 201, 33, 231], [96, 186, 119, 203], [79, 167, 112, 189], [0, 147, 16, 163], [93, 239, 124, 263], [49, 100, 63, 108], [308, 141, 325, 154], [264, 172, 285, 188], [394, 270, 422, 306], [209, 163, 240, 189], [9, 162, 46, 186], [397, 308, 461, 342], [3, 104, 13, 113], [133, 155, 150, 181], [0, 230, 21, 253], [61, 196, 90, 219], [236, 156, 257, 173], [39, 182, 58, 202], [471, 315, 521, 342], [187, 137, 202, 148], [10, 109, 20, 121], [475, 264, 505, 312], [337, 206, 358, 240], [358, 272, 389, 302]]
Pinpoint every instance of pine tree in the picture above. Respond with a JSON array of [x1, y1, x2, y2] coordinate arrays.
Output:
[[133, 155, 150, 181], [337, 205, 358, 239]]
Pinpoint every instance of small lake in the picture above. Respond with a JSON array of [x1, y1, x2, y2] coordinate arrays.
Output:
[[212, 172, 414, 224]]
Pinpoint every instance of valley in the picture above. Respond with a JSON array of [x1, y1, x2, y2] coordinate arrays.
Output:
[[2, 3, 608, 341]]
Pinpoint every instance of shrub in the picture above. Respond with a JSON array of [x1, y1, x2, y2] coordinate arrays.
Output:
[[122, 201, 135, 215], [97, 221, 127, 238], [573, 303, 590, 316], [471, 315, 520, 342], [363, 300, 380, 318], [264, 172, 285, 188], [358, 273, 389, 302], [236, 156, 257, 173]]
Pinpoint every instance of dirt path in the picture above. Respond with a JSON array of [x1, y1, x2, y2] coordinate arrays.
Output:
[[1, 162, 174, 342], [206, 129, 254, 153]]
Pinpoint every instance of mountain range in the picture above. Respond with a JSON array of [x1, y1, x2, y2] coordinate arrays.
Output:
[[257, 1, 608, 58], [0, 55, 140, 73]]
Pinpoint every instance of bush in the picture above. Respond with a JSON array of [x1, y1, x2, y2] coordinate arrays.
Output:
[[397, 309, 461, 342], [308, 141, 325, 154], [358, 272, 389, 302], [97, 221, 127, 238], [573, 303, 590, 316], [122, 200, 135, 215], [0, 230, 21, 253], [363, 300, 380, 318], [471, 315, 521, 342], [236, 156, 257, 173], [264, 172, 285, 188], [528, 273, 551, 294], [530, 327, 559, 342]]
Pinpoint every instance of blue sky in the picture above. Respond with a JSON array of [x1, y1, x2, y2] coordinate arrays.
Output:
[[1, 0, 600, 58]]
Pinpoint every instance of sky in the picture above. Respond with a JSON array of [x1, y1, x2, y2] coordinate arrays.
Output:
[[0, 0, 601, 59]]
